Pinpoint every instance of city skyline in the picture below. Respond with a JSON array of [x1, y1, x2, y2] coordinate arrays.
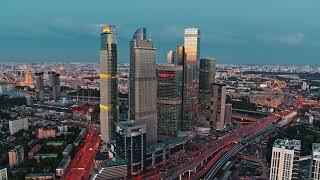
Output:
[[1, 0, 320, 65]]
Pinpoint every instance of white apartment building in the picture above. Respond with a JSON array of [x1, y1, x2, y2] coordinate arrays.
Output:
[[269, 139, 301, 180]]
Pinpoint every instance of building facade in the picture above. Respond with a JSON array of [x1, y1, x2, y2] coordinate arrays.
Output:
[[9, 118, 28, 135], [8, 145, 24, 168], [310, 143, 320, 180], [34, 72, 45, 102], [115, 120, 146, 176], [269, 139, 301, 180], [99, 25, 119, 143], [129, 28, 157, 145], [211, 84, 226, 131], [157, 64, 183, 137], [182, 27, 200, 130], [199, 58, 216, 123], [48, 71, 61, 100]]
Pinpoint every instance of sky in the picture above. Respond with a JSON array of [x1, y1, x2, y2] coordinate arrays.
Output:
[[0, 0, 319, 65]]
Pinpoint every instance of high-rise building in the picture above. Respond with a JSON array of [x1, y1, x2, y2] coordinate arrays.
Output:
[[8, 145, 24, 168], [182, 27, 200, 130], [310, 143, 320, 180], [269, 139, 301, 180], [129, 28, 157, 145], [224, 103, 232, 125], [34, 72, 45, 102], [167, 50, 175, 64], [199, 58, 216, 123], [48, 71, 61, 100], [175, 45, 185, 66], [199, 58, 216, 91], [115, 120, 146, 176], [157, 64, 183, 137], [99, 25, 119, 143], [9, 118, 29, 135], [211, 83, 226, 131]]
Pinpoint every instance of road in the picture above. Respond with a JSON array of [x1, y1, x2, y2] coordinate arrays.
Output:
[[63, 125, 101, 180]]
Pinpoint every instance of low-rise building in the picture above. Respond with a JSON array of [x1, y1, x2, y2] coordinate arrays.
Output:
[[28, 144, 42, 159], [37, 128, 56, 139], [25, 173, 55, 180], [93, 159, 127, 180], [0, 168, 7, 180], [56, 156, 70, 177]]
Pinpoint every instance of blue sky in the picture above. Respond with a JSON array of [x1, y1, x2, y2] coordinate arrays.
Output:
[[0, 0, 319, 64]]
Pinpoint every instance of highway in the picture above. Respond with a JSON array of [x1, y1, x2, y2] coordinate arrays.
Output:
[[63, 125, 101, 180], [141, 114, 280, 179]]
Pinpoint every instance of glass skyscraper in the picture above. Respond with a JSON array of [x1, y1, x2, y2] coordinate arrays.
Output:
[[129, 28, 157, 145], [100, 25, 119, 142], [182, 27, 200, 130], [157, 64, 183, 137]]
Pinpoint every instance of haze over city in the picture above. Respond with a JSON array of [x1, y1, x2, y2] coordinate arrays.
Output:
[[1, 0, 320, 64]]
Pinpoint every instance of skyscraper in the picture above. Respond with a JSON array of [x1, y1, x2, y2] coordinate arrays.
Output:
[[182, 27, 200, 130], [129, 28, 157, 145], [100, 25, 119, 143], [34, 72, 45, 102], [269, 139, 301, 180], [310, 143, 320, 180], [199, 58, 216, 91], [211, 83, 226, 131], [167, 50, 175, 64], [115, 120, 146, 176], [157, 64, 183, 137], [199, 58, 216, 123], [48, 71, 60, 100]]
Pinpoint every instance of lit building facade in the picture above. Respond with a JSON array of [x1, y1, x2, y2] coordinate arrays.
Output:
[[310, 143, 320, 180], [99, 25, 119, 142], [129, 28, 157, 145], [115, 120, 146, 176], [8, 145, 24, 168], [182, 27, 200, 130], [167, 50, 175, 64], [157, 64, 183, 137], [211, 83, 226, 131], [269, 139, 301, 180]]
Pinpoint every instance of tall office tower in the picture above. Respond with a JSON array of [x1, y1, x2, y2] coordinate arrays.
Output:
[[182, 27, 200, 130], [115, 120, 146, 176], [269, 139, 301, 180], [199, 58, 216, 123], [167, 50, 175, 64], [129, 28, 157, 145], [211, 83, 226, 131], [157, 64, 183, 137], [175, 45, 185, 66], [8, 145, 24, 168], [48, 71, 61, 100], [34, 72, 45, 102], [310, 143, 320, 180], [99, 25, 119, 143]]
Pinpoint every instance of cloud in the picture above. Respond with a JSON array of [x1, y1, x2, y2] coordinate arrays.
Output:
[[257, 32, 305, 45]]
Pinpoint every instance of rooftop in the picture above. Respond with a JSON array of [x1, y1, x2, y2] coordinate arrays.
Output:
[[274, 139, 301, 150], [313, 143, 320, 153]]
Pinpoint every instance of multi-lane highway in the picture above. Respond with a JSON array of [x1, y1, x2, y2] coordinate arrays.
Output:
[[63, 126, 101, 180]]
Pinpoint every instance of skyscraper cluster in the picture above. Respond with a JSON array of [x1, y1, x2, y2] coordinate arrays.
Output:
[[98, 25, 227, 178], [34, 71, 61, 101]]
